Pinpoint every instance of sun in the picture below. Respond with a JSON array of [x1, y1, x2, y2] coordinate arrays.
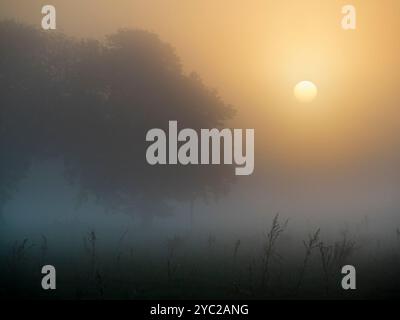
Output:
[[294, 81, 318, 103]]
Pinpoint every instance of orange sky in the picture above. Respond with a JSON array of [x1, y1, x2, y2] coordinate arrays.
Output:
[[2, 0, 400, 173]]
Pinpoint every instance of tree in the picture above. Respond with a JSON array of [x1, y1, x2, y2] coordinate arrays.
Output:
[[0, 22, 236, 225]]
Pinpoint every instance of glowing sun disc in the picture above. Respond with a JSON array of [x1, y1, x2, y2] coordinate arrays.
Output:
[[294, 81, 318, 103]]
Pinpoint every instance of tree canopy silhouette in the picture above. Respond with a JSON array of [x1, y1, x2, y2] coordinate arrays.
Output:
[[0, 21, 236, 224]]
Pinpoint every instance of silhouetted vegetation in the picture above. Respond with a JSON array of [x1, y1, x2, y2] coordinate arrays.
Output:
[[0, 21, 235, 224]]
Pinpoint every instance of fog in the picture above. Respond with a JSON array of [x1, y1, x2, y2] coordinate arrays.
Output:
[[2, 158, 399, 246], [1, 1, 400, 299]]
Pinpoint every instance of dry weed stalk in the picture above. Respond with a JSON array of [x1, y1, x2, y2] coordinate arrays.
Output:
[[318, 232, 357, 295], [318, 242, 334, 295], [84, 229, 97, 276], [296, 228, 320, 292], [261, 213, 288, 289], [233, 239, 241, 261], [116, 229, 129, 266], [167, 235, 183, 282]]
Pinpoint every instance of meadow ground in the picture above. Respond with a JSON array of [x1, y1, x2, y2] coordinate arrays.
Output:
[[1, 215, 400, 300]]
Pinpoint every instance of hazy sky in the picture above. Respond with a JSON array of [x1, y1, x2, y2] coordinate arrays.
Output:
[[2, 1, 400, 236], [2, 0, 400, 174]]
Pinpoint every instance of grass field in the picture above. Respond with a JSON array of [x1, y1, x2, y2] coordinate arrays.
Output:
[[1, 214, 400, 300]]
